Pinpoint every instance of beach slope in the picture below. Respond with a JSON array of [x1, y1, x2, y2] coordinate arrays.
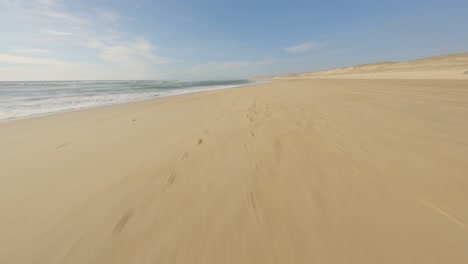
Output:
[[1, 77, 468, 262]]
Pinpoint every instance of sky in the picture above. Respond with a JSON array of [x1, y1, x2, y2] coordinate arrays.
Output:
[[1, 0, 467, 80]]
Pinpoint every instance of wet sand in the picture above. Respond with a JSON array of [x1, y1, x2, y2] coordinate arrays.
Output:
[[1, 79, 468, 263]]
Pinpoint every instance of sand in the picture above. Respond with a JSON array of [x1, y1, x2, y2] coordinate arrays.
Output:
[[276, 53, 468, 80], [1, 70, 468, 262]]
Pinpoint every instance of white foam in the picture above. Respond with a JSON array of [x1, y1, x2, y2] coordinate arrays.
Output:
[[0, 80, 260, 121]]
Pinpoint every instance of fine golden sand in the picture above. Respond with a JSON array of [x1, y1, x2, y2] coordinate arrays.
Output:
[[1, 62, 468, 263]]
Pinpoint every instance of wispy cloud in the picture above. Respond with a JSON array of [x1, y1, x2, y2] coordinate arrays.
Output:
[[0, 0, 84, 23], [1, 0, 177, 79], [35, 0, 61, 7], [0, 0, 61, 9], [0, 53, 70, 66], [38, 10, 84, 23], [13, 47, 54, 55], [0, 55, 116, 81], [85, 36, 177, 67], [43, 29, 73, 36], [285, 41, 318, 54], [95, 8, 120, 22]]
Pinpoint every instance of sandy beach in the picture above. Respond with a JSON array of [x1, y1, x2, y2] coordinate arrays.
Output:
[[1, 75, 468, 263]]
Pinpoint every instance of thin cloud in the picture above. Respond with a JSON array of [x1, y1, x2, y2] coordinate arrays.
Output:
[[35, 0, 61, 7], [0, 53, 69, 66], [1, 0, 178, 79], [1, 0, 61, 9], [85, 36, 177, 67], [13, 48, 54, 55], [39, 10, 84, 24], [95, 8, 120, 22], [44, 29, 73, 36], [3, 1, 176, 66], [1, 0, 85, 23], [285, 41, 318, 54]]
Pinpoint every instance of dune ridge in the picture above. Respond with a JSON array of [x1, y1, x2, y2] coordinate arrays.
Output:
[[276, 53, 468, 79]]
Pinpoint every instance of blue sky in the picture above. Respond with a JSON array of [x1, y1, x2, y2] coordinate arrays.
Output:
[[1, 0, 467, 80]]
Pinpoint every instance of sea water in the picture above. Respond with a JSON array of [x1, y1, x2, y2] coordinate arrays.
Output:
[[0, 79, 254, 121]]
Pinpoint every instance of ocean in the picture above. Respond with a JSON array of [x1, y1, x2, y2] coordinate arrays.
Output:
[[0, 79, 255, 121]]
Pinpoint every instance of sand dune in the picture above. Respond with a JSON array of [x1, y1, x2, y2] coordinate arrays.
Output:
[[1, 76, 468, 263], [276, 53, 468, 79]]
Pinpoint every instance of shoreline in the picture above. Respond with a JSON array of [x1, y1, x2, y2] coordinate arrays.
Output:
[[0, 80, 267, 123]]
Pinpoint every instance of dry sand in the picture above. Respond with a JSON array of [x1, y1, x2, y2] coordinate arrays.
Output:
[[1, 67, 468, 263], [276, 53, 468, 80]]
